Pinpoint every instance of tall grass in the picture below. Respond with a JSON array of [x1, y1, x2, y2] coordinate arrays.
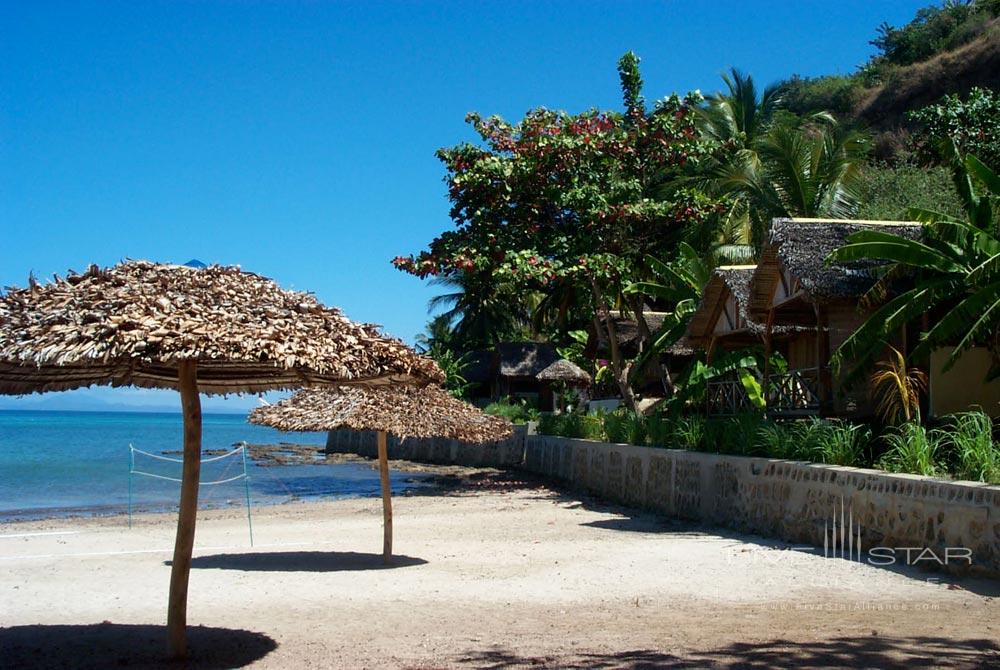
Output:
[[878, 422, 942, 476], [603, 410, 648, 446], [944, 411, 1000, 483], [811, 420, 870, 466], [674, 416, 705, 451]]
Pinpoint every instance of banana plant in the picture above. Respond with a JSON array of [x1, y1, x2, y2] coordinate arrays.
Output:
[[623, 242, 714, 385], [827, 146, 1000, 383]]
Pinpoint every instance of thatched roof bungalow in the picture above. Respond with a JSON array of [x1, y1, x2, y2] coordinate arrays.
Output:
[[748, 219, 921, 417], [687, 266, 761, 352]]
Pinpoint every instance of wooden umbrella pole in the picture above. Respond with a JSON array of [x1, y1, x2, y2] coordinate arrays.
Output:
[[376, 430, 393, 563], [167, 360, 202, 659]]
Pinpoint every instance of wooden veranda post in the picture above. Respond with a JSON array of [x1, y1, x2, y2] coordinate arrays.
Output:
[[376, 430, 393, 563], [168, 360, 202, 659]]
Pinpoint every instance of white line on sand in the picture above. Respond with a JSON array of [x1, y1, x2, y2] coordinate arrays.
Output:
[[0, 540, 318, 561], [0, 530, 82, 539]]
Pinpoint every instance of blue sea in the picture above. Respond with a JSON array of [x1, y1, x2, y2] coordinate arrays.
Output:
[[0, 410, 434, 521]]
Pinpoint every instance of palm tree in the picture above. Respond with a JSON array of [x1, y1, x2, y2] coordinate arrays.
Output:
[[715, 115, 869, 226], [700, 68, 783, 151], [427, 271, 530, 350], [827, 147, 1000, 382], [689, 70, 868, 254]]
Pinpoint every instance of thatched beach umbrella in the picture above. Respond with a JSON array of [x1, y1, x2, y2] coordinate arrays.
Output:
[[537, 359, 591, 387], [537, 359, 591, 412], [249, 384, 513, 561], [0, 261, 442, 658]]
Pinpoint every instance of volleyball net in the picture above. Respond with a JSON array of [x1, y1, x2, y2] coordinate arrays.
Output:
[[128, 443, 254, 545]]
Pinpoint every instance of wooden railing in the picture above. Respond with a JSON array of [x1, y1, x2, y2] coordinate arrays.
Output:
[[767, 367, 823, 417], [706, 375, 752, 417]]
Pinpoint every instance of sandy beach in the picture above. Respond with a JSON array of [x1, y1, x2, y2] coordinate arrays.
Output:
[[2, 470, 999, 669]]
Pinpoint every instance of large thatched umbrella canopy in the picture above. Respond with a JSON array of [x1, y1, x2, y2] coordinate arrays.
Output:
[[536, 359, 591, 387], [249, 384, 513, 561], [249, 384, 513, 442], [0, 260, 442, 658], [0, 261, 441, 393]]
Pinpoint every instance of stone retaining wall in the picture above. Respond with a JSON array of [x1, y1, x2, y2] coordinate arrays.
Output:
[[325, 424, 528, 467], [524, 435, 1000, 577]]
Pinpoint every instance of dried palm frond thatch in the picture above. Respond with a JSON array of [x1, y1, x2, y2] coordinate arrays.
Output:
[[536, 359, 591, 387], [249, 385, 514, 443], [0, 261, 443, 394]]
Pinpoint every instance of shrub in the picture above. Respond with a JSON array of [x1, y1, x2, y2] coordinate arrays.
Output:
[[483, 397, 540, 424], [777, 74, 866, 118], [942, 411, 1000, 483], [645, 411, 674, 447], [878, 422, 943, 476], [705, 414, 765, 456], [811, 420, 870, 467], [604, 410, 648, 446], [757, 421, 805, 460], [538, 411, 605, 440], [674, 416, 705, 451], [856, 161, 965, 221]]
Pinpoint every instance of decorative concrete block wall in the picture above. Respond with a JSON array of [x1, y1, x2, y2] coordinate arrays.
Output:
[[524, 435, 1000, 577], [325, 423, 529, 467]]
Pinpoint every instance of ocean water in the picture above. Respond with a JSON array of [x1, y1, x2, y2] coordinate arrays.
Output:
[[0, 410, 434, 521]]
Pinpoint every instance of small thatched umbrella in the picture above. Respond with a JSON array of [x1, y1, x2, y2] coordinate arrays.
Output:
[[249, 385, 513, 561], [0, 261, 442, 658], [537, 359, 591, 387], [537, 359, 591, 412]]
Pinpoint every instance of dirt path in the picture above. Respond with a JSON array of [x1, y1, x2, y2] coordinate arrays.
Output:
[[2, 478, 998, 668]]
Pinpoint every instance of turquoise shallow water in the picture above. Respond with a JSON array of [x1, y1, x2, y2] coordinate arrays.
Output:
[[0, 410, 433, 521]]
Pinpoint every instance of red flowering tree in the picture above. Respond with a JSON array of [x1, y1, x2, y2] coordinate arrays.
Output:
[[394, 53, 720, 408]]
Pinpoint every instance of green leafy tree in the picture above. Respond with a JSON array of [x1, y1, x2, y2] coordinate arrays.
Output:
[[828, 146, 1000, 382], [394, 53, 721, 409], [909, 87, 1000, 172]]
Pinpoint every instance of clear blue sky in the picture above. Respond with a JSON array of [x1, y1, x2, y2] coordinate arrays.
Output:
[[1, 0, 925, 412]]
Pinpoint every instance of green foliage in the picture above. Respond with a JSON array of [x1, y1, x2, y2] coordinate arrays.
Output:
[[857, 161, 966, 221], [604, 410, 648, 446], [869, 0, 998, 71], [673, 416, 706, 451], [427, 272, 531, 350], [829, 147, 1000, 383], [483, 397, 540, 424], [808, 419, 871, 466], [538, 411, 605, 440], [777, 74, 866, 118], [395, 53, 722, 408], [757, 421, 805, 460], [422, 347, 472, 398], [910, 87, 1000, 172], [879, 422, 943, 476], [942, 410, 1000, 482], [704, 414, 766, 456]]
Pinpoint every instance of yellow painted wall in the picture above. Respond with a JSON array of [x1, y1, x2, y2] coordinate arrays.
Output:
[[929, 347, 1000, 417]]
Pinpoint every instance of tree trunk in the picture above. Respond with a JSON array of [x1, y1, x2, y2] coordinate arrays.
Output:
[[168, 360, 202, 660], [626, 293, 672, 396], [589, 275, 638, 412], [377, 430, 393, 564]]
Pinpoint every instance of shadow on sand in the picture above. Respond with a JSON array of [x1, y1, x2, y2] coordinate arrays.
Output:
[[169, 550, 427, 572], [459, 635, 1000, 669], [0, 622, 277, 669]]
